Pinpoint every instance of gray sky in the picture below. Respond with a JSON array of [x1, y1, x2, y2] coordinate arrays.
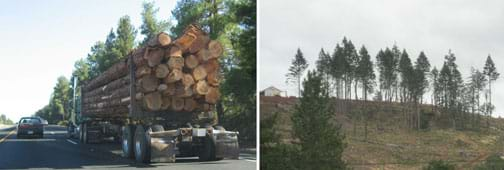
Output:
[[259, 0, 504, 117]]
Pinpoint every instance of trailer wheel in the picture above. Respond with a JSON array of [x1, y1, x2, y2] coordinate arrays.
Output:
[[79, 124, 84, 142], [122, 125, 135, 158], [199, 135, 217, 161], [134, 125, 151, 163], [151, 125, 164, 132], [82, 123, 89, 144]]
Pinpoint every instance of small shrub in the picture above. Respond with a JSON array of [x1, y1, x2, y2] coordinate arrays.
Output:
[[423, 160, 455, 170], [476, 154, 504, 170], [57, 120, 69, 126]]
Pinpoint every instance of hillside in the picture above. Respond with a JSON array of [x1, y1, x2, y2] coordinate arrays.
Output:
[[260, 96, 504, 170]]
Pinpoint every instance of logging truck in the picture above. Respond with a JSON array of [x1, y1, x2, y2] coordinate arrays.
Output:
[[75, 25, 239, 163]]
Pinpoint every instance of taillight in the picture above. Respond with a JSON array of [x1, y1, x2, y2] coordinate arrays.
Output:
[[20, 124, 30, 128]]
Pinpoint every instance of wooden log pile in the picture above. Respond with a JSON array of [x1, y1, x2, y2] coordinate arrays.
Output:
[[81, 24, 222, 116]]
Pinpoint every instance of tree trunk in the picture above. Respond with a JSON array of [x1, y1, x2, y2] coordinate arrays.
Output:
[[208, 40, 223, 59], [143, 92, 162, 111], [140, 75, 159, 93], [193, 65, 207, 81], [145, 48, 165, 67], [148, 32, 171, 47], [195, 80, 209, 95], [155, 64, 170, 78], [185, 55, 199, 69], [168, 56, 184, 70], [165, 69, 183, 83]]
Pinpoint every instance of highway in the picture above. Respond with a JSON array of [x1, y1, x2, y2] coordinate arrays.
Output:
[[0, 125, 256, 169]]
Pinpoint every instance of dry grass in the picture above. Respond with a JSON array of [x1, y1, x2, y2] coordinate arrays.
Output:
[[260, 96, 504, 170]]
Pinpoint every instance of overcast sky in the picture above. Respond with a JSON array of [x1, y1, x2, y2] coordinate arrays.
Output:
[[259, 0, 504, 117], [0, 0, 176, 122]]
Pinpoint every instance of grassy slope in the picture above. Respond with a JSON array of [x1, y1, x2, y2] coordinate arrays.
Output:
[[260, 96, 504, 170]]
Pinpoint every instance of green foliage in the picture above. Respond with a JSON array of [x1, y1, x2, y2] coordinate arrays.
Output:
[[140, 1, 170, 46], [57, 120, 69, 126], [423, 160, 455, 170], [286, 48, 309, 97], [0, 114, 14, 125], [291, 71, 346, 170], [356, 45, 375, 100], [172, 0, 256, 145], [476, 154, 504, 170]]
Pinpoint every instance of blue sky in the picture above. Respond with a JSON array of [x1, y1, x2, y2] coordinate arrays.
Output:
[[0, 0, 177, 122]]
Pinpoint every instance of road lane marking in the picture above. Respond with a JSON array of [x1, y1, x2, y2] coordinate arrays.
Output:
[[243, 159, 256, 162], [0, 130, 16, 143], [66, 139, 78, 145]]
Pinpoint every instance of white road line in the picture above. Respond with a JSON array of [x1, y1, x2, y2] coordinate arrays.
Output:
[[66, 139, 78, 145], [243, 159, 256, 162]]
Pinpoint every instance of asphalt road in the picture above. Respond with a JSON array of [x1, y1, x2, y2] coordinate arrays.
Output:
[[0, 125, 256, 169]]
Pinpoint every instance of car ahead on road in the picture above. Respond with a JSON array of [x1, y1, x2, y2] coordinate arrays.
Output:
[[17, 117, 45, 138]]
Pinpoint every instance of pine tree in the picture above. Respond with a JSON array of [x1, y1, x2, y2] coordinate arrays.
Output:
[[356, 45, 375, 101], [398, 49, 413, 103], [292, 71, 346, 169], [483, 55, 499, 122], [114, 16, 137, 58], [286, 48, 309, 97], [414, 51, 431, 104], [140, 1, 170, 46], [430, 67, 439, 110]]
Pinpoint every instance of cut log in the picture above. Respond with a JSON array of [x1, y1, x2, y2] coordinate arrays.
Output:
[[155, 64, 170, 78], [164, 69, 183, 83], [168, 57, 184, 70], [177, 85, 193, 98], [140, 75, 159, 92], [175, 25, 202, 52], [168, 45, 182, 58], [189, 34, 210, 53], [184, 55, 199, 69], [161, 96, 171, 110], [183, 98, 196, 112], [205, 87, 220, 104], [207, 72, 220, 86], [135, 92, 144, 100], [83, 60, 127, 92], [196, 49, 211, 62], [136, 66, 152, 78], [162, 83, 176, 96], [143, 92, 162, 111], [198, 103, 210, 112], [85, 76, 129, 97], [208, 40, 223, 59], [146, 48, 165, 67], [204, 59, 219, 73], [171, 97, 185, 111], [148, 32, 171, 47], [182, 74, 195, 88], [192, 65, 207, 81], [157, 84, 168, 92], [194, 80, 209, 95]]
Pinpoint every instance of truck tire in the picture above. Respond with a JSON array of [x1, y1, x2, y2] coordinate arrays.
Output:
[[122, 125, 135, 158], [79, 124, 84, 142], [82, 123, 88, 144], [198, 135, 217, 161], [151, 125, 164, 132], [134, 125, 151, 163]]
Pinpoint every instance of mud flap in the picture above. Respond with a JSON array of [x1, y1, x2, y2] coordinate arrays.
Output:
[[150, 131, 177, 163], [214, 131, 239, 159]]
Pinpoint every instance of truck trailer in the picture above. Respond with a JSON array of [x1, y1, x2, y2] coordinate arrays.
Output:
[[76, 24, 239, 163]]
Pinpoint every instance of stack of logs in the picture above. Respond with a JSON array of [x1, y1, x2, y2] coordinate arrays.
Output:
[[81, 24, 222, 116]]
